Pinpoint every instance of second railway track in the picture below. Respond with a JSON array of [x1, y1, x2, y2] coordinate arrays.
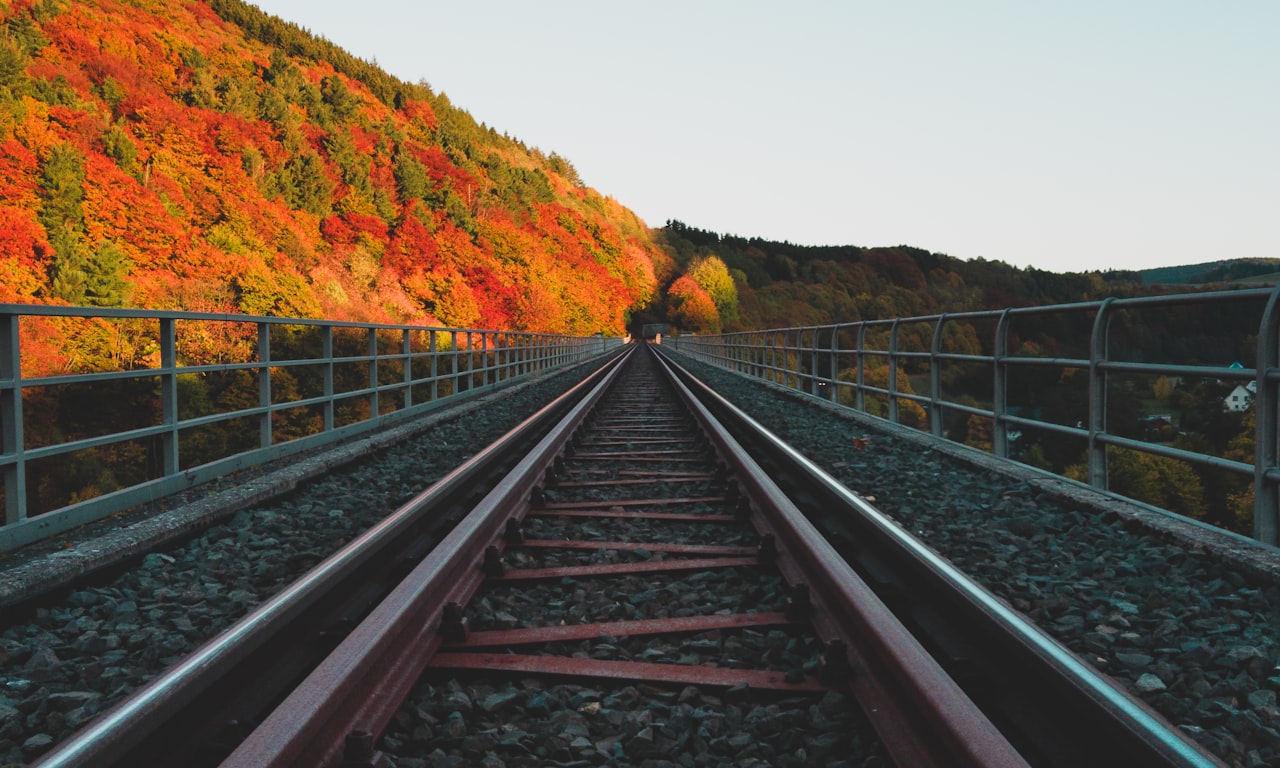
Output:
[[34, 343, 1224, 767]]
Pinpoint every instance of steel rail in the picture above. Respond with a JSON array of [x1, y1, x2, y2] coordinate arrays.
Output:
[[30, 346, 630, 768], [650, 349, 1030, 768], [210, 342, 1024, 768], [218, 345, 636, 768], [653, 347, 1225, 768]]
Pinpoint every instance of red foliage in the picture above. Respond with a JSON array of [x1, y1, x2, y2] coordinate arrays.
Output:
[[186, 0, 224, 26], [400, 100, 438, 132], [0, 140, 41, 209], [347, 125, 380, 155], [385, 209, 439, 275], [320, 212, 389, 248], [82, 152, 184, 269], [0, 208, 53, 302], [49, 106, 107, 151], [414, 144, 475, 191], [319, 215, 355, 245]]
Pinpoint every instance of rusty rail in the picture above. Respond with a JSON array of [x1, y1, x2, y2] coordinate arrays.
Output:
[[219, 346, 636, 767], [222, 343, 1030, 768], [655, 346, 1225, 768], [31, 348, 631, 768]]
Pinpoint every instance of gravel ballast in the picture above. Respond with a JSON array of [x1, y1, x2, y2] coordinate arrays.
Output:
[[0, 362, 601, 766], [667, 351, 1280, 768]]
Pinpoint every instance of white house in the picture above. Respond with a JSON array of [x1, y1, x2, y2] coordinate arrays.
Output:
[[1224, 384, 1254, 412]]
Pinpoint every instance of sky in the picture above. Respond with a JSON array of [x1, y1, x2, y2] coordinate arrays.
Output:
[[247, 0, 1278, 274]]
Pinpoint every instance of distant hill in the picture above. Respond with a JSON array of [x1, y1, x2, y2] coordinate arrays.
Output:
[[0, 0, 667, 333], [1139, 259, 1280, 286], [651, 221, 1150, 332]]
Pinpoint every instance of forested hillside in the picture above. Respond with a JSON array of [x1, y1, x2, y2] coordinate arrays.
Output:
[[653, 220, 1136, 332], [1139, 259, 1280, 287], [0, 0, 668, 333]]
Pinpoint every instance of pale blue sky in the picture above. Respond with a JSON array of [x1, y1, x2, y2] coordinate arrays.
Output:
[[248, 0, 1277, 274]]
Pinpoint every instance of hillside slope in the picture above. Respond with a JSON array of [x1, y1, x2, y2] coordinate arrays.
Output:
[[0, 0, 668, 333], [654, 221, 1131, 331], [1139, 259, 1280, 286]]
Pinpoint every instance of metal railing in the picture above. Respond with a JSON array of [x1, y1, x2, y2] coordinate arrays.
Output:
[[670, 286, 1280, 546], [0, 304, 621, 551]]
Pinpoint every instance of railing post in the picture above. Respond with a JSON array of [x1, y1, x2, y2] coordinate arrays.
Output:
[[830, 325, 840, 404], [429, 330, 439, 401], [930, 315, 947, 438], [993, 310, 1011, 458], [466, 331, 475, 390], [258, 322, 272, 448], [1088, 299, 1115, 490], [499, 333, 508, 381], [888, 320, 900, 423], [855, 324, 866, 413], [778, 330, 788, 389], [810, 328, 820, 396], [402, 329, 412, 409], [322, 326, 334, 431], [1254, 287, 1280, 545], [159, 318, 179, 476], [1, 312, 25, 526], [481, 332, 490, 388], [367, 328, 379, 418], [451, 331, 460, 392]]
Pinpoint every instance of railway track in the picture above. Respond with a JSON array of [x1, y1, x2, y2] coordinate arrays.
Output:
[[33, 343, 1223, 767]]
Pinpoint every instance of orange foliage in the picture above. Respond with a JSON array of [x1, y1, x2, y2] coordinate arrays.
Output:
[[400, 100, 438, 132], [667, 275, 720, 333], [0, 208, 51, 302], [0, 0, 669, 340]]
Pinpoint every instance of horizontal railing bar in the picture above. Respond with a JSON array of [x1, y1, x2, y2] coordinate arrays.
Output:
[[0, 303, 558, 334], [1097, 360, 1256, 380], [998, 413, 1087, 439], [1094, 433, 1254, 476], [933, 401, 994, 419]]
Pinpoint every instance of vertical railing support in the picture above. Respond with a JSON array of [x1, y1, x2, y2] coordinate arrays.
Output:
[[159, 318, 179, 475], [993, 310, 1011, 458], [258, 323, 272, 448], [855, 324, 867, 413], [402, 330, 412, 409], [888, 320, 901, 424], [322, 326, 334, 431], [367, 329, 379, 418], [830, 325, 840, 404], [1, 313, 25, 526], [1088, 299, 1116, 490], [429, 330, 439, 401], [1254, 287, 1280, 545], [930, 315, 947, 438], [451, 331, 460, 393], [481, 332, 490, 388], [810, 328, 820, 396]]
